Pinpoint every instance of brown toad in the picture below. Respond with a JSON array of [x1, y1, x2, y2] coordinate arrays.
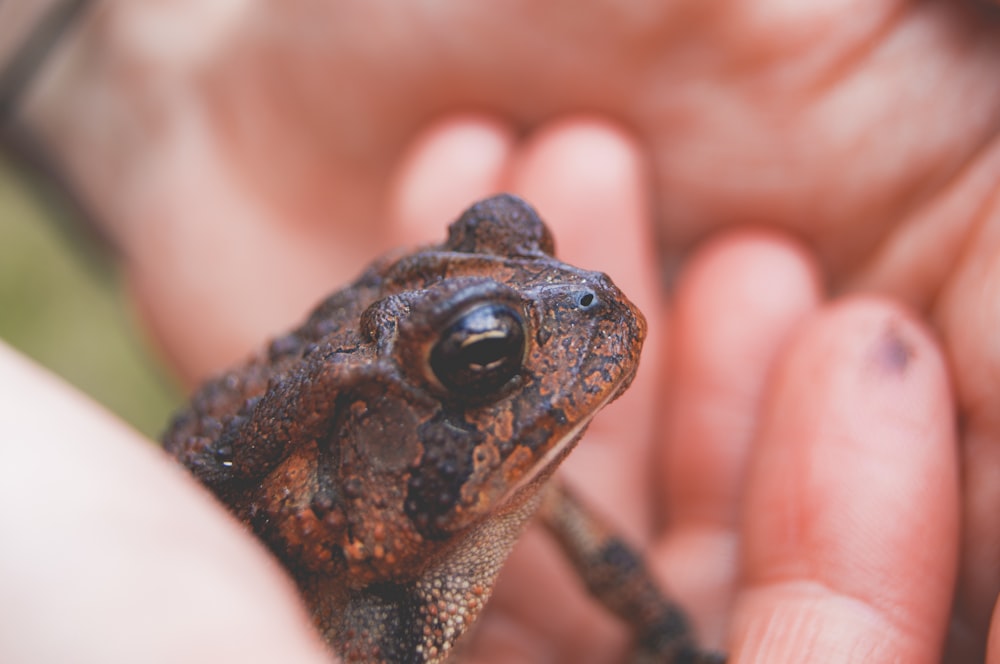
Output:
[[163, 194, 722, 663]]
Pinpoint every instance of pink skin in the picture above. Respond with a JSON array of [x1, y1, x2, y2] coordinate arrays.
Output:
[[5, 1, 999, 661]]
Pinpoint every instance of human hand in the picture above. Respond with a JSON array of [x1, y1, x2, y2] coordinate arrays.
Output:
[[0, 120, 962, 664], [8, 0, 998, 661]]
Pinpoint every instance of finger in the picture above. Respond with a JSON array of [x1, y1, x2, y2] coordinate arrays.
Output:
[[655, 232, 821, 643], [732, 299, 959, 662], [387, 114, 516, 246], [935, 188, 1000, 659], [0, 343, 331, 664], [465, 118, 657, 663]]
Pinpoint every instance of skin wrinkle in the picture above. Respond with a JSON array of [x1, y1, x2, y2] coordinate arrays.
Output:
[[776, 0, 908, 101], [735, 594, 911, 663], [738, 578, 910, 648], [786, 515, 943, 651], [647, 5, 1000, 285]]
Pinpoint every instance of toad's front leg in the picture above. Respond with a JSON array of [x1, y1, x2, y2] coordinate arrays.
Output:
[[539, 484, 726, 664]]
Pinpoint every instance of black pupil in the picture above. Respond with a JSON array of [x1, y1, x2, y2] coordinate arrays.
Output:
[[457, 335, 512, 369], [430, 304, 525, 395]]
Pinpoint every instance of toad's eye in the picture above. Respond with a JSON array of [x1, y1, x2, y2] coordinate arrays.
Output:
[[430, 303, 526, 395]]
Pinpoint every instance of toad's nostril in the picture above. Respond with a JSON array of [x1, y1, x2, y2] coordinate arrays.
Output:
[[576, 289, 598, 310]]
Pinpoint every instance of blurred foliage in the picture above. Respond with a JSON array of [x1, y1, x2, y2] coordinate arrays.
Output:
[[0, 155, 181, 438]]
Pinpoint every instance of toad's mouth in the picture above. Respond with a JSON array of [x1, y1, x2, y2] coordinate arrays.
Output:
[[497, 384, 619, 507]]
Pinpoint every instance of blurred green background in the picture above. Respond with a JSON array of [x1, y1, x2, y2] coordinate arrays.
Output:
[[0, 155, 181, 438]]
